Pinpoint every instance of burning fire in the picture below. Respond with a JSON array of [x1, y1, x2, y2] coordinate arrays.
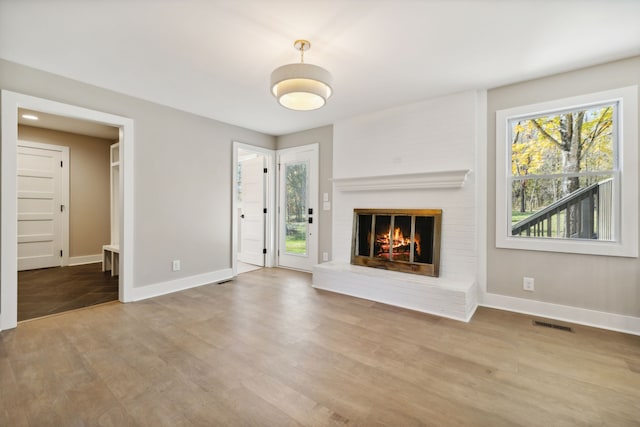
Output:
[[392, 227, 410, 249], [376, 227, 420, 258]]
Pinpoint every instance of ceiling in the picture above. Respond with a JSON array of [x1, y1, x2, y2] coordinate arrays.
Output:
[[18, 109, 119, 140], [1, 1, 639, 136]]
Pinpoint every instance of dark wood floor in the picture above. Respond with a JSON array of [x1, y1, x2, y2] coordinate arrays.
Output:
[[18, 263, 119, 321], [2, 267, 639, 426]]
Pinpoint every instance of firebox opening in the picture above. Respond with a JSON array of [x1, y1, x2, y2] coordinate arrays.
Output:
[[352, 209, 441, 277]]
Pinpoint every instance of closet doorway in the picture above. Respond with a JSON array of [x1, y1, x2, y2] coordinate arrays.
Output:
[[1, 91, 134, 331], [16, 110, 119, 321]]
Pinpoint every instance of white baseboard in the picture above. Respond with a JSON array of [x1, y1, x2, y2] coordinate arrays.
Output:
[[481, 292, 640, 336], [68, 254, 102, 266], [130, 268, 233, 302]]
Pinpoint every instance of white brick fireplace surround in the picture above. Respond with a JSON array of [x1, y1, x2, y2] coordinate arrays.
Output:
[[313, 91, 483, 322]]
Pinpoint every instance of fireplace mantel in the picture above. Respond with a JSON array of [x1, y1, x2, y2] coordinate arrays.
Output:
[[332, 169, 471, 192]]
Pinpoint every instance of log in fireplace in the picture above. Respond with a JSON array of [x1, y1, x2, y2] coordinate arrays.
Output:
[[351, 209, 442, 276]]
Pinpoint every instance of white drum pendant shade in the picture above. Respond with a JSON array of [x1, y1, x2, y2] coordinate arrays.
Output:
[[271, 63, 333, 111], [270, 40, 333, 111]]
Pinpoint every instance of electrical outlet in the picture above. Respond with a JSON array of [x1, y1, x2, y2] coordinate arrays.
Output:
[[322, 252, 329, 262], [172, 260, 181, 272], [523, 277, 534, 292]]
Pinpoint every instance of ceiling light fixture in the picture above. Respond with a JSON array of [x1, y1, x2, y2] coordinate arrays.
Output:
[[270, 39, 332, 111], [21, 114, 39, 120]]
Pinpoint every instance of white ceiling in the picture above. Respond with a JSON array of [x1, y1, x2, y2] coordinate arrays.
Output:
[[18, 108, 119, 140], [1, 1, 639, 136]]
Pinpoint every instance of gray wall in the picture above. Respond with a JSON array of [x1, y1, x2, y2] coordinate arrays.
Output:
[[276, 125, 333, 264], [1, 59, 276, 288], [487, 56, 640, 317]]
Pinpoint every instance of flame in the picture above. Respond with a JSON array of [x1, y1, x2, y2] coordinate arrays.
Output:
[[392, 227, 410, 248], [375, 226, 414, 258]]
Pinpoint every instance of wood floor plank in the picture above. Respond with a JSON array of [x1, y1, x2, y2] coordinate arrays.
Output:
[[1, 267, 639, 426], [18, 263, 119, 321], [241, 373, 347, 426]]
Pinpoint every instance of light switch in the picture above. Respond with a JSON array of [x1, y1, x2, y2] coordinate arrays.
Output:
[[323, 201, 331, 211]]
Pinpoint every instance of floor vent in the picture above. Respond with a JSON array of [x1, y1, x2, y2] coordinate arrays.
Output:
[[532, 320, 573, 332]]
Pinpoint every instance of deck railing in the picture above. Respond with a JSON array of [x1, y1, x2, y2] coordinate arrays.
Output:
[[512, 178, 613, 239]]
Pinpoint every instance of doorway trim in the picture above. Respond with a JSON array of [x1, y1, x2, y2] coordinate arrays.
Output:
[[231, 141, 276, 276], [1, 90, 134, 330]]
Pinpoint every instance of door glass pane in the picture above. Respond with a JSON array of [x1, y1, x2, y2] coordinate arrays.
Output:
[[285, 161, 307, 255]]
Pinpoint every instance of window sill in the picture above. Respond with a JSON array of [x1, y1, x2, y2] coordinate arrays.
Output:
[[496, 235, 638, 258]]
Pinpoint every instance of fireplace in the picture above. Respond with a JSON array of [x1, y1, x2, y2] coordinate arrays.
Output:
[[351, 209, 442, 276]]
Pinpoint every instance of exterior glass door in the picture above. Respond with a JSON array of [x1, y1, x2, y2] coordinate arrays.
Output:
[[278, 145, 318, 271]]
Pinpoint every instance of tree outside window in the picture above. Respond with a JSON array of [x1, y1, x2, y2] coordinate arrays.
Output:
[[509, 103, 616, 240]]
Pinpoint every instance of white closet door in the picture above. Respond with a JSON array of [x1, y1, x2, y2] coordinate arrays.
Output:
[[239, 155, 266, 266], [17, 142, 68, 271]]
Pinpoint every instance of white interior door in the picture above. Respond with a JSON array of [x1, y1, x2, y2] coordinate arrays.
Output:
[[17, 141, 69, 271], [238, 154, 265, 266], [278, 144, 318, 271]]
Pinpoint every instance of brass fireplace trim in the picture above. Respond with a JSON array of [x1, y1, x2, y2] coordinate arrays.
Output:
[[351, 208, 442, 277]]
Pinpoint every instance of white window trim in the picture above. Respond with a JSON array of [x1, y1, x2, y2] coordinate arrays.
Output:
[[496, 86, 638, 257]]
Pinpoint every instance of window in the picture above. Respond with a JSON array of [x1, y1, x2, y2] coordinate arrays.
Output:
[[496, 86, 638, 257], [510, 102, 616, 240]]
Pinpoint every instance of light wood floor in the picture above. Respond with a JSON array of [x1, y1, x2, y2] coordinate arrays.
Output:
[[1, 268, 639, 426]]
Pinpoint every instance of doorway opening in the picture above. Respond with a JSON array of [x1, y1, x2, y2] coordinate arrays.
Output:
[[16, 112, 120, 321], [1, 91, 134, 331], [232, 142, 276, 276], [231, 142, 320, 276]]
